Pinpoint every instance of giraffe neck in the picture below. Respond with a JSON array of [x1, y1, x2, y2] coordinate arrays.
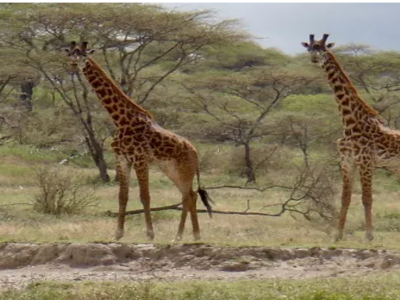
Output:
[[322, 51, 380, 134], [82, 57, 153, 128]]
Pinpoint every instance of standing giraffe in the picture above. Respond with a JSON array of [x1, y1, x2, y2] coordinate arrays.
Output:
[[64, 41, 213, 241], [301, 34, 400, 241]]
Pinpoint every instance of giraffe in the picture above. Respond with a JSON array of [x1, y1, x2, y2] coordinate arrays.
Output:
[[63, 41, 213, 241], [301, 34, 400, 241]]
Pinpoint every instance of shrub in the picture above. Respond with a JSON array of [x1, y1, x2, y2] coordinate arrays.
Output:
[[32, 165, 98, 215]]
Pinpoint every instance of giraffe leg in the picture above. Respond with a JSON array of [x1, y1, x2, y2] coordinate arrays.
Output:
[[158, 161, 200, 241], [134, 162, 154, 240], [359, 165, 374, 241], [115, 155, 132, 240], [335, 156, 356, 241], [188, 190, 201, 240], [175, 188, 200, 241], [176, 193, 190, 241]]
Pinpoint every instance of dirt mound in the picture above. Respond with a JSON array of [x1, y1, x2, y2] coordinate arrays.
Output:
[[0, 243, 399, 290]]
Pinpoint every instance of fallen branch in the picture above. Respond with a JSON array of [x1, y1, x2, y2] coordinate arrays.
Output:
[[205, 184, 293, 192], [104, 202, 288, 218], [104, 164, 336, 221], [0, 202, 33, 207]]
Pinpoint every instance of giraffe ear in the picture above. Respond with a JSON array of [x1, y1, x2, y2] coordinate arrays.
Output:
[[86, 49, 96, 55], [61, 47, 70, 53], [301, 42, 309, 48], [326, 42, 335, 49]]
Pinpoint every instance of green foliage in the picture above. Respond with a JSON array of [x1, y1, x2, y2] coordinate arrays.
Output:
[[0, 144, 65, 163], [11, 109, 79, 149], [194, 41, 291, 72], [282, 94, 337, 113], [33, 86, 64, 108]]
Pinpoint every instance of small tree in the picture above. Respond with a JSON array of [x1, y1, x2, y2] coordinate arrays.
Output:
[[181, 66, 316, 184]]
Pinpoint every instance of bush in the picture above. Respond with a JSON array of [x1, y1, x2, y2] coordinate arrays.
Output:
[[32, 165, 98, 215]]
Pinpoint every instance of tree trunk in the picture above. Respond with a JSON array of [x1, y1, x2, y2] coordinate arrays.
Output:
[[120, 78, 131, 97], [244, 143, 256, 184], [20, 79, 34, 112], [96, 153, 110, 183], [85, 129, 110, 183]]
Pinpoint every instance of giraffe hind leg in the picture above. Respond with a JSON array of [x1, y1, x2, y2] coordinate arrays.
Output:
[[359, 165, 374, 241], [175, 188, 200, 241], [134, 161, 154, 240], [188, 190, 200, 240], [158, 160, 199, 241]]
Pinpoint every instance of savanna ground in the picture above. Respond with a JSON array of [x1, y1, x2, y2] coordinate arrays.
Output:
[[2, 145, 400, 299]]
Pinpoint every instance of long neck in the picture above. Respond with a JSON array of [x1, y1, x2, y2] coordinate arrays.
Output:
[[82, 57, 152, 127], [322, 51, 379, 130]]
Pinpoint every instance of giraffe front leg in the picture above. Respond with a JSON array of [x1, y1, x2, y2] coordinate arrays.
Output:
[[115, 155, 132, 240], [134, 161, 154, 240], [335, 155, 356, 241], [359, 165, 374, 241]]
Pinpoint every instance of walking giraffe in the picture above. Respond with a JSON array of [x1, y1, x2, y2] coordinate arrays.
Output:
[[63, 41, 212, 241], [302, 34, 400, 241]]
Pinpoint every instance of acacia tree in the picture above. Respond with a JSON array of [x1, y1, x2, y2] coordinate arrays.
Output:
[[181, 66, 316, 184], [0, 3, 247, 181]]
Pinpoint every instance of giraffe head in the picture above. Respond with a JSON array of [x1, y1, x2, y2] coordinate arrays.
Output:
[[63, 41, 95, 74], [301, 34, 335, 64]]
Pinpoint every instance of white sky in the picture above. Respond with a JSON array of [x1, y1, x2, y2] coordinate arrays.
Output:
[[161, 3, 400, 55]]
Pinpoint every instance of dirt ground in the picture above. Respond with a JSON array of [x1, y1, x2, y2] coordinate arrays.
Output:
[[0, 242, 399, 289]]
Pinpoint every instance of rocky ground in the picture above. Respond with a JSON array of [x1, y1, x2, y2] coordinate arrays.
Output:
[[0, 242, 399, 289]]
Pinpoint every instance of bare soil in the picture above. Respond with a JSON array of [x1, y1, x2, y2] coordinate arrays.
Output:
[[0, 242, 399, 289]]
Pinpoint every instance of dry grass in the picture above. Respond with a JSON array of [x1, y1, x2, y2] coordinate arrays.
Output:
[[1, 152, 400, 249]]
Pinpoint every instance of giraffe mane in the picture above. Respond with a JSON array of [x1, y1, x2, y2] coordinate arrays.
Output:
[[87, 57, 154, 119], [326, 51, 379, 116]]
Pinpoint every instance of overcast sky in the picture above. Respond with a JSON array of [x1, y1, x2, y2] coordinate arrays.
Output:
[[162, 3, 400, 55]]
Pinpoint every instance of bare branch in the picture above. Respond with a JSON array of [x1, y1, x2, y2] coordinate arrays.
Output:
[[105, 164, 337, 222]]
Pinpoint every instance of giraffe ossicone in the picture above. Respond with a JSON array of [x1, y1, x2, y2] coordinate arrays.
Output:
[[302, 33, 400, 241], [64, 41, 213, 241]]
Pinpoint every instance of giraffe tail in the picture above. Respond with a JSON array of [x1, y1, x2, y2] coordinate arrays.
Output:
[[196, 169, 214, 218], [197, 188, 213, 218]]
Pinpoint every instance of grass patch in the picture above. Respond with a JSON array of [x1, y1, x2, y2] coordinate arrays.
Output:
[[0, 144, 64, 164], [2, 144, 400, 249], [2, 274, 400, 300]]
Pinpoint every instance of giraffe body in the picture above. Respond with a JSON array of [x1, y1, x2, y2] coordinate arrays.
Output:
[[302, 34, 400, 241], [65, 42, 212, 241]]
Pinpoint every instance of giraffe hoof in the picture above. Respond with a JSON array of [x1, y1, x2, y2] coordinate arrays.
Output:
[[174, 235, 182, 242]]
